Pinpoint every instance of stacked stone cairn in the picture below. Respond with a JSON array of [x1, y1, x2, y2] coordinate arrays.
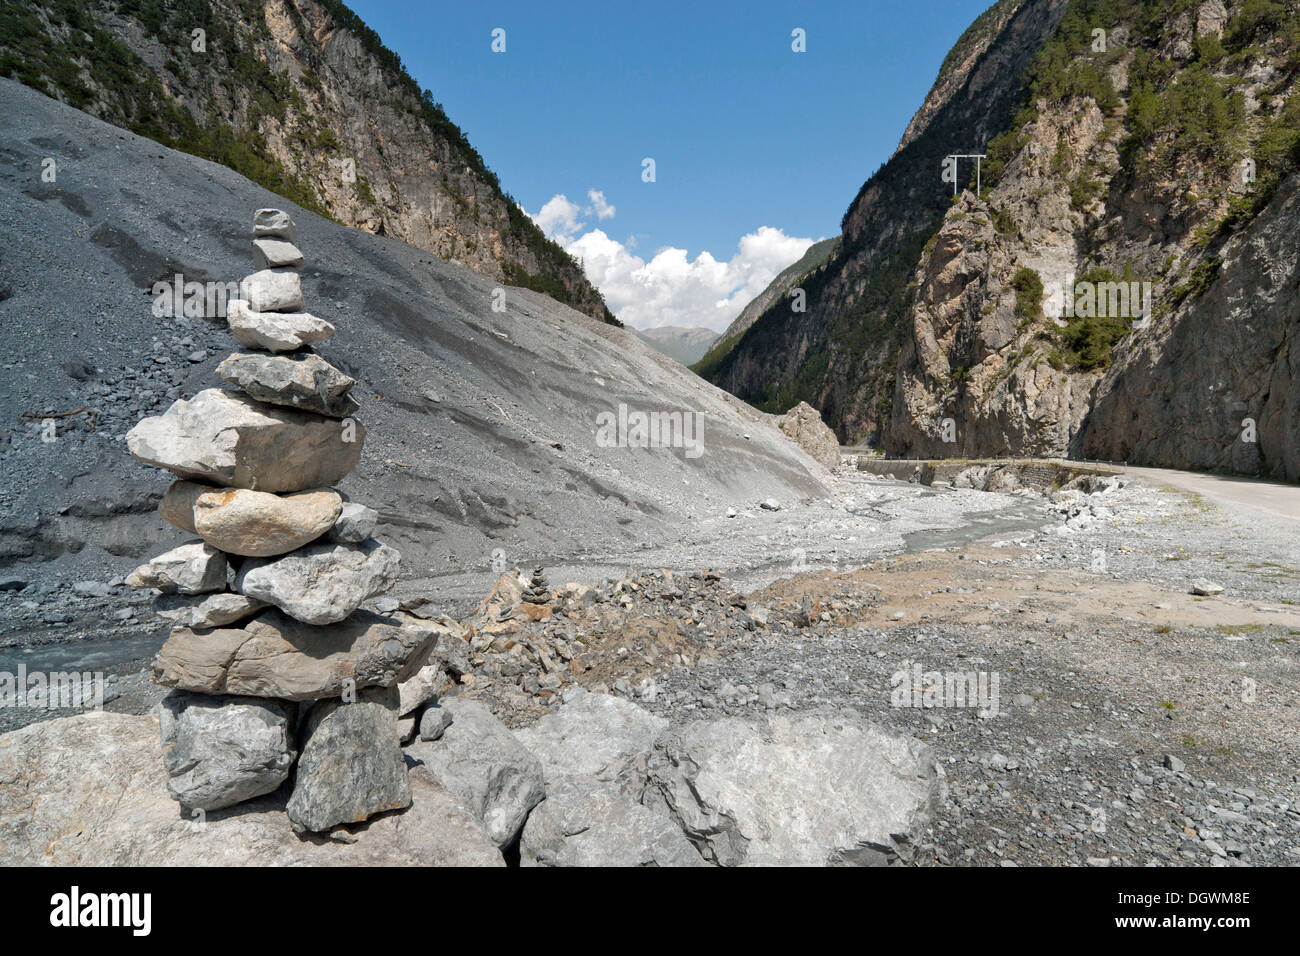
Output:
[[124, 209, 438, 834], [521, 566, 551, 606]]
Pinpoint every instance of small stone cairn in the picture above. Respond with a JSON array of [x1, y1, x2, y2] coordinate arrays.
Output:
[[521, 566, 551, 606], [124, 209, 438, 833]]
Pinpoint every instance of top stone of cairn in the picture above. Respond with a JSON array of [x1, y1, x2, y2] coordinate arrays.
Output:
[[253, 208, 297, 244]]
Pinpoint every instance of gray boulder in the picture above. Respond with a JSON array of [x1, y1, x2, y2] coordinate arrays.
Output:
[[235, 539, 400, 625], [216, 351, 359, 418], [520, 776, 706, 867], [405, 697, 544, 847], [227, 300, 336, 352], [240, 269, 303, 312], [127, 388, 363, 493], [158, 691, 295, 811], [328, 501, 379, 542], [777, 401, 840, 471], [287, 686, 411, 833], [514, 687, 667, 781], [153, 608, 438, 701], [125, 541, 226, 594], [644, 711, 941, 866]]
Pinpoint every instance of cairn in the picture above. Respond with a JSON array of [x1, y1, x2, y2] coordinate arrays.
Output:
[[521, 566, 550, 605], [125, 209, 437, 834]]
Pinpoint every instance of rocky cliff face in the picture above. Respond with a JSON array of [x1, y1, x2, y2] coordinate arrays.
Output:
[[701, 0, 1068, 439], [885, 0, 1300, 479], [708, 0, 1299, 480], [0, 0, 614, 323]]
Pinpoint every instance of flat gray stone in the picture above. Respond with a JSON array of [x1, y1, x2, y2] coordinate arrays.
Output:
[[153, 591, 265, 628], [514, 687, 666, 782], [252, 237, 303, 269], [216, 351, 358, 418], [153, 609, 438, 701], [227, 299, 335, 353]]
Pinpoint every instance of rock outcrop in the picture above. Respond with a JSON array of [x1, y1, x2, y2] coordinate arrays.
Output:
[[776, 401, 841, 471]]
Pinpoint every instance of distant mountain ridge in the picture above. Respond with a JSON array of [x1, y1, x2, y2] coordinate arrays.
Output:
[[633, 326, 720, 366], [0, 0, 615, 324]]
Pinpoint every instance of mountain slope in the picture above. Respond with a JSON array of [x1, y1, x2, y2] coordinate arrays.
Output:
[[692, 237, 838, 380], [0, 0, 615, 323], [634, 326, 719, 366], [0, 78, 831, 584], [699, 0, 1068, 439], [883, 0, 1300, 479]]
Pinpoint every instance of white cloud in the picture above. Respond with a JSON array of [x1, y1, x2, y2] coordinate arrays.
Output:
[[566, 225, 817, 332], [529, 191, 817, 332], [587, 189, 615, 220], [532, 193, 583, 243]]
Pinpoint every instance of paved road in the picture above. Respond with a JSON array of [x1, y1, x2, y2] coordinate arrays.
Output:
[[1122, 467, 1300, 523]]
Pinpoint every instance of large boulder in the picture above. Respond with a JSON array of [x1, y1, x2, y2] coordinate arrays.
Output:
[[216, 352, 359, 419], [152, 608, 438, 701], [644, 711, 941, 866], [0, 712, 502, 865], [287, 687, 410, 833], [158, 691, 295, 811], [777, 401, 841, 471], [514, 688, 666, 781], [127, 388, 363, 493], [125, 541, 226, 594], [193, 487, 342, 558], [227, 300, 335, 352], [234, 539, 400, 624], [405, 697, 544, 848], [520, 776, 706, 867]]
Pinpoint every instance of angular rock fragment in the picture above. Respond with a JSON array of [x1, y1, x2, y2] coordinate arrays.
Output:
[[397, 662, 443, 717], [405, 697, 544, 847], [153, 591, 265, 628], [644, 712, 940, 866], [328, 501, 378, 543], [240, 269, 303, 312], [520, 776, 706, 867], [514, 688, 666, 781], [153, 608, 438, 701], [125, 541, 226, 595], [235, 539, 399, 624], [159, 690, 295, 811], [252, 237, 303, 269], [287, 686, 410, 833], [193, 487, 341, 558], [227, 299, 335, 353], [252, 207, 297, 243], [127, 388, 363, 493], [216, 351, 358, 418]]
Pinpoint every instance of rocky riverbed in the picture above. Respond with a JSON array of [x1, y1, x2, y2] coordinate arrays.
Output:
[[2, 462, 1296, 866]]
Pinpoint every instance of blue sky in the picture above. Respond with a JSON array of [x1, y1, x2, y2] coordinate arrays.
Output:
[[347, 0, 997, 329]]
